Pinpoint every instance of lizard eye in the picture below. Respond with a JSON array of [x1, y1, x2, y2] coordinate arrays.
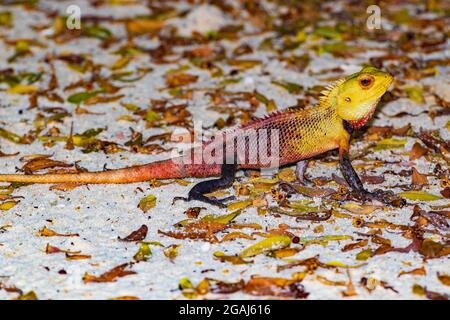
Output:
[[345, 97, 351, 102], [359, 75, 374, 88]]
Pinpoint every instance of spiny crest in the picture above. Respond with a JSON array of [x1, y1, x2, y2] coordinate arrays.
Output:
[[319, 78, 345, 107], [246, 108, 298, 126]]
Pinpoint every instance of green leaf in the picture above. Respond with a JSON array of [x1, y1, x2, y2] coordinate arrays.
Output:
[[201, 210, 241, 224], [138, 194, 157, 213], [373, 138, 407, 151], [67, 91, 101, 104], [0, 11, 13, 27], [272, 80, 303, 94], [84, 25, 112, 40], [313, 26, 342, 40], [240, 235, 291, 258], [403, 86, 425, 104], [133, 243, 152, 262], [399, 191, 442, 201], [145, 110, 160, 122], [355, 249, 372, 261], [0, 127, 24, 144]]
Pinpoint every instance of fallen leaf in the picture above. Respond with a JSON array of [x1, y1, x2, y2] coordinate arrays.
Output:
[[411, 168, 428, 185], [437, 273, 450, 286], [83, 263, 136, 283], [409, 142, 428, 160], [119, 225, 148, 242], [239, 235, 291, 258], [138, 194, 157, 213], [398, 266, 426, 277], [39, 226, 79, 237], [399, 191, 442, 201], [133, 242, 152, 262]]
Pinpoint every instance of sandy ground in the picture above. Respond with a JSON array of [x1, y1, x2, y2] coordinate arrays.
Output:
[[0, 0, 448, 300]]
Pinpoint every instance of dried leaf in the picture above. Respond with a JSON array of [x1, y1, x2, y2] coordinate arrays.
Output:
[[411, 168, 428, 185], [213, 251, 252, 265], [409, 142, 428, 160], [163, 244, 180, 261], [126, 19, 164, 36], [220, 232, 255, 242], [83, 263, 136, 283], [437, 273, 450, 286], [119, 224, 148, 242], [341, 203, 380, 215], [166, 72, 198, 88], [22, 158, 72, 174], [39, 226, 79, 237], [398, 266, 426, 277], [244, 276, 309, 299]]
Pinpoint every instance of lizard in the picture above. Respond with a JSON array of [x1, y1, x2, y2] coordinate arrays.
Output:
[[0, 66, 404, 208]]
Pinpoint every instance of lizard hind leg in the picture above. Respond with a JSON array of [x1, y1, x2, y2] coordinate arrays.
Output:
[[173, 163, 238, 208]]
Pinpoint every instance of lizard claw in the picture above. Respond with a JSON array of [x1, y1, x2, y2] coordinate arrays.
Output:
[[172, 196, 189, 205], [359, 189, 406, 208]]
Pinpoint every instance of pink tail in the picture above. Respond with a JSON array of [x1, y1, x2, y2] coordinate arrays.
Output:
[[0, 158, 222, 184]]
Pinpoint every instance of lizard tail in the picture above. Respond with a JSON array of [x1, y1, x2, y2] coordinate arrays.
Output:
[[0, 158, 222, 184]]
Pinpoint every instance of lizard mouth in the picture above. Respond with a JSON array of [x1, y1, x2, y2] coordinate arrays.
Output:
[[347, 100, 379, 129]]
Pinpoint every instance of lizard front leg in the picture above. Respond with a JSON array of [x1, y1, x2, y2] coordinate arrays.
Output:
[[295, 160, 311, 185], [338, 138, 405, 207], [173, 163, 237, 208]]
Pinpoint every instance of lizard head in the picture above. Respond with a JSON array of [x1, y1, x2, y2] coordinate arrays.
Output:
[[323, 67, 393, 129]]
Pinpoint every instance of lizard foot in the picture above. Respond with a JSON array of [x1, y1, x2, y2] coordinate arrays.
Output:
[[172, 193, 236, 208], [359, 189, 406, 207]]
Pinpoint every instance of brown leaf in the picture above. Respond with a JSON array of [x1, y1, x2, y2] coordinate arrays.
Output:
[[166, 72, 198, 88], [84, 94, 125, 105], [424, 288, 449, 300], [437, 273, 450, 286], [83, 263, 136, 283], [213, 252, 253, 265], [419, 239, 448, 259], [39, 226, 79, 237], [22, 158, 72, 174], [65, 253, 91, 260], [119, 225, 148, 242], [421, 211, 449, 231], [243, 276, 309, 299], [361, 174, 385, 184], [220, 232, 255, 242], [126, 19, 164, 36], [398, 266, 426, 277], [208, 279, 245, 294], [441, 187, 450, 198], [184, 207, 204, 219], [342, 239, 368, 252], [411, 168, 428, 185], [49, 183, 83, 191], [159, 221, 228, 241], [409, 142, 429, 160], [45, 244, 80, 255]]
